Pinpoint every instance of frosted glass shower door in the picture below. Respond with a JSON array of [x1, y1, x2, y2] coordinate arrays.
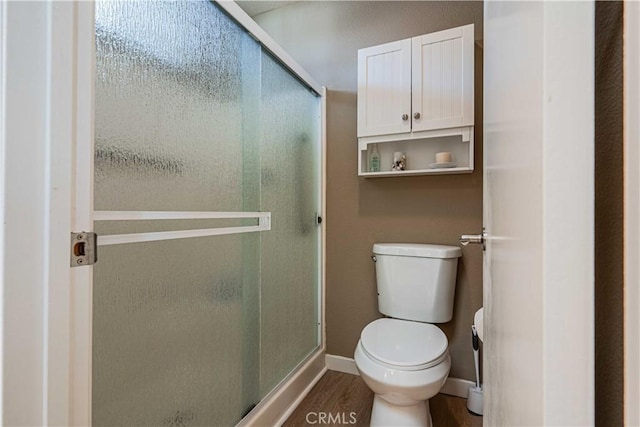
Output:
[[258, 52, 321, 394], [93, 1, 265, 425], [91, 1, 321, 426]]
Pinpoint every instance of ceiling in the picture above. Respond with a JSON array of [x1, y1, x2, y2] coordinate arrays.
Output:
[[236, 1, 299, 18]]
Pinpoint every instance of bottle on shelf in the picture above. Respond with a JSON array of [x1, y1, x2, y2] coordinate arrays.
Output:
[[369, 144, 381, 172]]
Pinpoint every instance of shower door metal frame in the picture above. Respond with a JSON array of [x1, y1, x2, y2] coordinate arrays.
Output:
[[62, 1, 326, 426], [214, 1, 323, 95]]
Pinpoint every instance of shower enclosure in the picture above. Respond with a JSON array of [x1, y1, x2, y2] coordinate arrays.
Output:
[[89, 1, 323, 425]]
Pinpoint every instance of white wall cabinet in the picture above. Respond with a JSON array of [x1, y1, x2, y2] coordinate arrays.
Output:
[[357, 39, 412, 138], [357, 24, 475, 177]]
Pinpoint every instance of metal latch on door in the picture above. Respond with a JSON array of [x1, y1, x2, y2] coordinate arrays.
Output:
[[71, 232, 97, 267]]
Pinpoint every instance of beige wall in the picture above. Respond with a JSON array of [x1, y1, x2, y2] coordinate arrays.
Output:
[[252, 1, 484, 381]]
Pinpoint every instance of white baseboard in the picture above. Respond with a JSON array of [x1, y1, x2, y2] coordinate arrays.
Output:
[[325, 354, 474, 399], [325, 354, 360, 375], [439, 377, 475, 398], [237, 348, 327, 427]]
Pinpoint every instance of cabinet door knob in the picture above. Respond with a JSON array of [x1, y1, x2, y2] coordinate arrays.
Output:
[[402, 114, 409, 121], [414, 112, 421, 119]]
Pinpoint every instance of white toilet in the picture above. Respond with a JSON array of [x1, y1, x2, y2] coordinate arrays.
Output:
[[354, 243, 462, 427]]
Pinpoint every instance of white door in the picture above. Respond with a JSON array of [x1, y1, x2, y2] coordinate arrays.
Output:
[[483, 1, 594, 425], [357, 39, 412, 137], [411, 24, 474, 132]]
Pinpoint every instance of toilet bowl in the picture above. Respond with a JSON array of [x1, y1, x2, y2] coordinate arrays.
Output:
[[354, 318, 451, 426]]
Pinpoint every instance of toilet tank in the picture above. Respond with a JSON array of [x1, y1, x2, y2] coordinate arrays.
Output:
[[373, 243, 462, 323]]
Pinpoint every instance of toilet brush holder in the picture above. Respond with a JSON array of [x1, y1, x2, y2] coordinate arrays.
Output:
[[467, 386, 484, 415], [467, 325, 483, 415]]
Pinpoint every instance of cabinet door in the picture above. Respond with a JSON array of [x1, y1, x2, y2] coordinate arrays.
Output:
[[411, 24, 474, 132], [357, 38, 412, 137]]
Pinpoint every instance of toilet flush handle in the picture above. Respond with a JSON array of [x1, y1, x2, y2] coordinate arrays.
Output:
[[371, 255, 377, 262]]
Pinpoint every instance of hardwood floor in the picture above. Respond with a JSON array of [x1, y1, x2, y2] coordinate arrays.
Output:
[[283, 371, 482, 427], [428, 393, 483, 427]]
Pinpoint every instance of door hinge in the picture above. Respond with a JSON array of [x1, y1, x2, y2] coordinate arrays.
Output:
[[71, 232, 97, 267]]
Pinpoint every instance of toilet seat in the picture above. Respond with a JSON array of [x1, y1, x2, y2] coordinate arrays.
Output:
[[360, 318, 448, 371]]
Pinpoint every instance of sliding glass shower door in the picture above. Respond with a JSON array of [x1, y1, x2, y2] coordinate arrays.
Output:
[[92, 1, 321, 425]]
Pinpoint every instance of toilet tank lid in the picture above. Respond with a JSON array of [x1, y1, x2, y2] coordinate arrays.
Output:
[[373, 243, 461, 259]]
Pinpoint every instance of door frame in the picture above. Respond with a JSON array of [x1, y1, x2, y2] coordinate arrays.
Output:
[[1, 2, 91, 425], [624, 1, 640, 424], [70, 2, 96, 425]]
